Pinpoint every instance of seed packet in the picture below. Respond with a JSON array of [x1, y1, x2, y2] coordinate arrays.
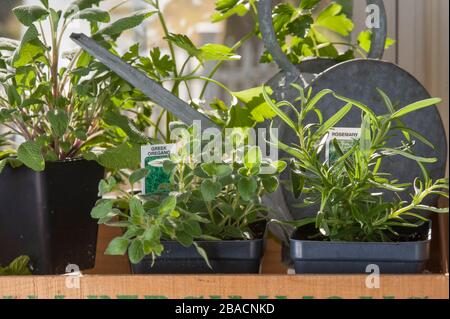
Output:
[[325, 127, 361, 165], [141, 144, 176, 194]]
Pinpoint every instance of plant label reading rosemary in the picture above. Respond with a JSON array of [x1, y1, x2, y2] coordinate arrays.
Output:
[[141, 144, 176, 194], [325, 128, 361, 165]]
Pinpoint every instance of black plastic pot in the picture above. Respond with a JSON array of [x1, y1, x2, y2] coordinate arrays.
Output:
[[0, 158, 104, 274], [290, 222, 431, 274], [131, 239, 265, 274]]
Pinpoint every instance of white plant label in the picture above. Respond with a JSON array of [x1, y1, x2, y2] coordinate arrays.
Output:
[[325, 127, 361, 165]]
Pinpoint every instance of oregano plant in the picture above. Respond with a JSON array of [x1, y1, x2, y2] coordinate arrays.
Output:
[[91, 134, 286, 266]]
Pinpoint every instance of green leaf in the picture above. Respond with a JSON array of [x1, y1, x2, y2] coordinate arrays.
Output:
[[13, 5, 49, 26], [13, 25, 47, 68], [376, 88, 395, 114], [305, 89, 333, 113], [270, 160, 287, 174], [143, 225, 161, 242], [65, 0, 101, 18], [184, 220, 202, 237], [162, 160, 176, 174], [414, 205, 449, 214], [226, 105, 255, 128], [73, 8, 110, 23], [390, 98, 442, 120], [40, 0, 49, 8], [176, 231, 194, 247], [149, 47, 173, 76], [0, 256, 31, 276], [0, 159, 6, 174], [97, 143, 140, 170], [291, 169, 305, 199], [360, 114, 372, 155], [49, 8, 61, 31], [300, 0, 320, 10], [129, 168, 149, 185], [315, 103, 352, 138], [244, 146, 262, 170], [129, 197, 145, 223], [381, 148, 437, 164], [193, 242, 212, 269], [262, 176, 279, 193], [0, 38, 20, 51], [391, 126, 435, 149], [201, 179, 222, 202], [97, 13, 152, 40], [200, 163, 232, 177], [104, 111, 149, 144], [232, 86, 276, 122], [272, 3, 295, 33], [358, 30, 395, 53], [262, 86, 297, 132], [333, 93, 378, 122], [6, 85, 22, 107], [128, 240, 145, 264], [98, 177, 117, 196], [238, 176, 257, 201], [212, 3, 249, 22], [269, 124, 304, 160], [165, 33, 199, 57], [199, 43, 240, 61], [105, 237, 129, 256], [159, 195, 177, 215], [90, 200, 113, 219], [215, 0, 240, 12], [48, 109, 69, 137], [272, 217, 317, 228], [17, 141, 44, 172], [287, 15, 313, 38], [315, 3, 353, 36]]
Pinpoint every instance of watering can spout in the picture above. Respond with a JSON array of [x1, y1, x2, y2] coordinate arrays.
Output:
[[69, 33, 220, 130]]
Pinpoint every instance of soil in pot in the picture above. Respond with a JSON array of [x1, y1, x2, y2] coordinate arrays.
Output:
[[0, 159, 104, 274], [131, 222, 267, 274], [290, 221, 431, 274]]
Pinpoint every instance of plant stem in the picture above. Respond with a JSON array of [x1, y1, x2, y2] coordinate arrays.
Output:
[[49, 13, 59, 103], [310, 30, 321, 57], [164, 75, 235, 98], [171, 57, 191, 93], [155, 0, 178, 79], [154, 109, 166, 140]]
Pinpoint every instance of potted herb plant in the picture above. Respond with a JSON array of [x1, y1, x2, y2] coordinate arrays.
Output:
[[263, 86, 449, 274], [91, 138, 286, 274], [0, 0, 151, 274], [0, 256, 31, 276]]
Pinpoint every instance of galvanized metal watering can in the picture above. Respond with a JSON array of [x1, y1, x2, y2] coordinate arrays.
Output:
[[258, 0, 447, 231]]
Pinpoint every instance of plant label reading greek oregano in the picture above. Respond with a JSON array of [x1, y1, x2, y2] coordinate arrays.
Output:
[[325, 128, 361, 165], [141, 144, 176, 194]]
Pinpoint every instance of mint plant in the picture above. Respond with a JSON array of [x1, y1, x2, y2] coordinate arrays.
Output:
[[263, 85, 449, 242], [0, 0, 152, 172], [91, 142, 286, 265]]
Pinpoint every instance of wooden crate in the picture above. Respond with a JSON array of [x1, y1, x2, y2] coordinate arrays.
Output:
[[0, 198, 448, 299], [0, 274, 448, 299]]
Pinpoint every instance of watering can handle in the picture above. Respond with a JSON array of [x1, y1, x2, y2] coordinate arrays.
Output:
[[258, 0, 388, 77], [70, 33, 220, 129]]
